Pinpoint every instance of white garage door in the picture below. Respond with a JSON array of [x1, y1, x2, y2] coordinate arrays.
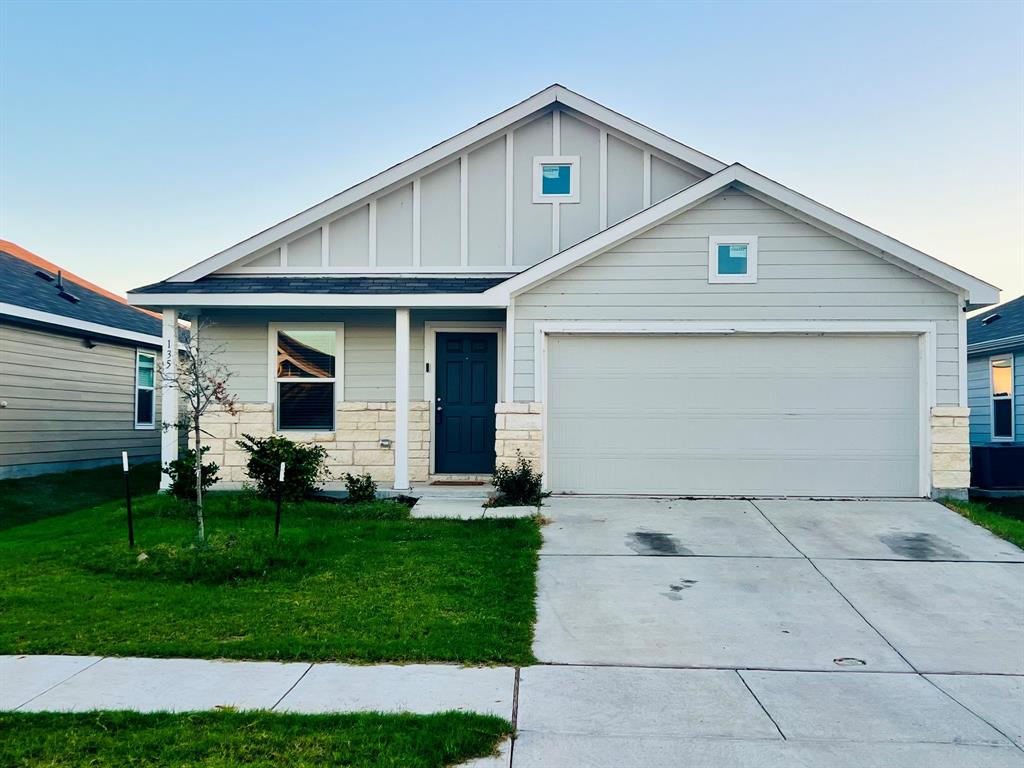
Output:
[[546, 334, 921, 497]]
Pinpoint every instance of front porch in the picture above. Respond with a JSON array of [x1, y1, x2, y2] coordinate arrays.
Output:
[[158, 306, 541, 492]]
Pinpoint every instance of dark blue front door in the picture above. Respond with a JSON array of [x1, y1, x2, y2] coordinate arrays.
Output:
[[436, 332, 498, 474]]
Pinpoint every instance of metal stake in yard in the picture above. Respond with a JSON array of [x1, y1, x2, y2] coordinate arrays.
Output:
[[275, 462, 285, 538], [122, 451, 134, 548]]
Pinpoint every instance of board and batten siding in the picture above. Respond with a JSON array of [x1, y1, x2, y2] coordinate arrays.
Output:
[[222, 107, 705, 275], [967, 351, 1023, 445], [0, 322, 161, 478], [200, 308, 506, 404], [512, 188, 962, 404]]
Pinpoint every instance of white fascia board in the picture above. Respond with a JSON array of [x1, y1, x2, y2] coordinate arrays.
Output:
[[1, 303, 162, 346], [167, 85, 726, 284], [725, 165, 1000, 306], [126, 293, 509, 309], [485, 163, 1000, 305]]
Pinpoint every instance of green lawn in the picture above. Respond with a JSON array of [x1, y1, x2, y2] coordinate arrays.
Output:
[[0, 462, 161, 531], [0, 710, 512, 768], [942, 496, 1024, 550], [0, 474, 540, 664]]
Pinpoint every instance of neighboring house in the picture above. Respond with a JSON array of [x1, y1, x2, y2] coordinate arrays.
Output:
[[128, 85, 999, 499], [967, 294, 1024, 491], [0, 240, 164, 479]]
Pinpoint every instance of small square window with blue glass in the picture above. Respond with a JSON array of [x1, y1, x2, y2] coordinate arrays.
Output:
[[717, 243, 748, 275], [541, 164, 572, 196]]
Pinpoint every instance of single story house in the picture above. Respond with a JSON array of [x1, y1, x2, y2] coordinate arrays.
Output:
[[0, 240, 164, 479], [128, 85, 999, 499], [967, 294, 1024, 490]]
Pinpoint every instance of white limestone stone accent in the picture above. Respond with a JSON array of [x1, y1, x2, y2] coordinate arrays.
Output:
[[930, 406, 971, 498], [495, 402, 543, 471], [200, 401, 430, 486]]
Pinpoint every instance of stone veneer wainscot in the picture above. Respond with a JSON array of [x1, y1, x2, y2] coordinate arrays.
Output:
[[930, 406, 971, 499], [200, 402, 430, 485], [495, 402, 543, 472]]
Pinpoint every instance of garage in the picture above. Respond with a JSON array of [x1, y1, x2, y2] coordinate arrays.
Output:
[[545, 333, 922, 497]]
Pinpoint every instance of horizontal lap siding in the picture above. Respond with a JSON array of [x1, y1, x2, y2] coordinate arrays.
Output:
[[0, 322, 161, 470], [513, 189, 961, 403], [200, 309, 505, 404]]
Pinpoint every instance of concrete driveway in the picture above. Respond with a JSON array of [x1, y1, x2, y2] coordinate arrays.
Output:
[[514, 497, 1024, 766]]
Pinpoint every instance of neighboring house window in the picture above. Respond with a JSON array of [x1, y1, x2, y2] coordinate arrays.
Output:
[[135, 351, 156, 429], [991, 355, 1015, 441], [270, 325, 343, 431], [708, 235, 758, 284], [533, 155, 580, 203]]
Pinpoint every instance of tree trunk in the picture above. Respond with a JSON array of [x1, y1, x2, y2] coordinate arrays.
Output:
[[194, 418, 205, 541]]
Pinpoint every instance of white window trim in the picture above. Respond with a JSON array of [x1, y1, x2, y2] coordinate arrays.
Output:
[[708, 235, 758, 284], [533, 155, 580, 204], [134, 349, 157, 430], [267, 322, 345, 432], [990, 353, 1015, 442]]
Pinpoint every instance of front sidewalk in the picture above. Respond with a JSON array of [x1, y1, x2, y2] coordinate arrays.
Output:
[[1, 655, 514, 718]]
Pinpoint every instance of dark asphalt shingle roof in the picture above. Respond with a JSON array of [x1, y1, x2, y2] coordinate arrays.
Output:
[[0, 249, 162, 340], [968, 294, 1024, 349], [130, 275, 510, 295]]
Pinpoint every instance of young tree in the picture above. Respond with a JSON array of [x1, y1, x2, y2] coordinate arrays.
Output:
[[162, 319, 238, 541]]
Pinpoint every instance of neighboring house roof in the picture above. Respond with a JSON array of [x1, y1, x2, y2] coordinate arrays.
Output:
[[165, 84, 726, 283], [0, 241, 163, 346], [131, 275, 508, 295], [967, 294, 1024, 353]]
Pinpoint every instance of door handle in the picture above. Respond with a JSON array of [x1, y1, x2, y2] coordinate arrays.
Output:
[[436, 405, 443, 423]]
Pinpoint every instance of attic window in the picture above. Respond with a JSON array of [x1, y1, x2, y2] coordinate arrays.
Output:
[[533, 156, 580, 204], [982, 313, 1001, 325], [708, 235, 759, 284]]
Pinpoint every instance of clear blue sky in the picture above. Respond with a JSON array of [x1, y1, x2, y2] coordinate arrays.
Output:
[[2, 0, 1022, 301]]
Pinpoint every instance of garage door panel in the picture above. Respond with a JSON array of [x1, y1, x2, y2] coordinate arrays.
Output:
[[547, 335, 919, 496]]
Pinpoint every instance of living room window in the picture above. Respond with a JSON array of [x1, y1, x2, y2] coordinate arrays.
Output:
[[270, 324, 344, 431]]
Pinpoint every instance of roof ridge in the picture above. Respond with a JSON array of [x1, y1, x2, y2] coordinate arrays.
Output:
[[0, 240, 162, 320]]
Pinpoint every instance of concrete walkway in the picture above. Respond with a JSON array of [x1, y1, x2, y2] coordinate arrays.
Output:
[[1, 655, 514, 718]]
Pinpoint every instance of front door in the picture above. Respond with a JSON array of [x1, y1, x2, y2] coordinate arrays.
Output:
[[435, 332, 498, 474]]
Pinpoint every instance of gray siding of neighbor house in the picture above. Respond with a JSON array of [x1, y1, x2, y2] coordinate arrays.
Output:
[[218, 107, 705, 275], [968, 350, 1023, 445], [200, 308, 507, 404], [0, 321, 162, 478], [512, 187, 962, 404]]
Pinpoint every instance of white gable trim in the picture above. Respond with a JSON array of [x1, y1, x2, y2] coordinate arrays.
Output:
[[484, 164, 999, 306], [168, 85, 726, 284]]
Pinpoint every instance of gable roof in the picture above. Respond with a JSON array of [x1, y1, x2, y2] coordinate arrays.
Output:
[[967, 294, 1024, 352], [167, 84, 727, 283], [486, 164, 1000, 307], [0, 241, 163, 345]]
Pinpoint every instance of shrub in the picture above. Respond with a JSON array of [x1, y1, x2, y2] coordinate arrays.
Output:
[[162, 447, 220, 500], [344, 473, 377, 504], [236, 434, 330, 501], [491, 451, 544, 506]]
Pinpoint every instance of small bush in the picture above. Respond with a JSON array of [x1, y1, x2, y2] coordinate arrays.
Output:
[[344, 473, 377, 504], [236, 434, 330, 501], [491, 451, 544, 506], [162, 447, 219, 500], [87, 531, 324, 585]]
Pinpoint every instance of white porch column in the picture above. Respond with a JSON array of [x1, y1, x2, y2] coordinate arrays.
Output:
[[394, 307, 411, 491], [159, 308, 179, 490]]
